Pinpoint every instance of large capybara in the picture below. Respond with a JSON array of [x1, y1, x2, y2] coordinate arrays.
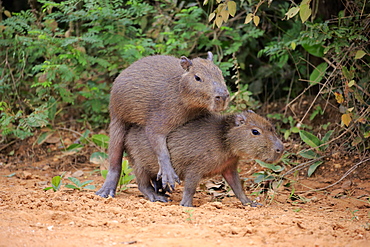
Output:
[[96, 52, 229, 198], [125, 110, 284, 207]]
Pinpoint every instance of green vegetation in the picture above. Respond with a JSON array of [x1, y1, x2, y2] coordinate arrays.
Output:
[[44, 174, 64, 192], [44, 173, 95, 192], [65, 177, 95, 190], [184, 208, 195, 222]]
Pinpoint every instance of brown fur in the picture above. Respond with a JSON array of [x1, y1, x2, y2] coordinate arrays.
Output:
[[125, 111, 284, 207], [96, 53, 229, 198]]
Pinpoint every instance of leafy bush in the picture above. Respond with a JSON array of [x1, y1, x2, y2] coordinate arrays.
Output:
[[207, 0, 369, 153], [1, 0, 157, 140]]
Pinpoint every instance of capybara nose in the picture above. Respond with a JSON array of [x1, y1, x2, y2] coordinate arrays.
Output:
[[215, 87, 230, 101], [213, 87, 229, 112], [215, 94, 229, 102], [275, 142, 284, 154]]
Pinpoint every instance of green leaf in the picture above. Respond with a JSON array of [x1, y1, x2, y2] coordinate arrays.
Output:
[[302, 43, 324, 57], [291, 41, 297, 50], [284, 129, 291, 140], [101, 170, 108, 179], [255, 160, 284, 172], [47, 97, 57, 121], [122, 159, 130, 170], [299, 4, 311, 23], [348, 80, 355, 87], [80, 180, 94, 187], [121, 174, 135, 185], [80, 130, 91, 144], [309, 105, 323, 120], [37, 131, 54, 145], [92, 134, 109, 149], [83, 185, 96, 190], [43, 187, 54, 191], [308, 161, 323, 177], [309, 62, 328, 85], [299, 130, 321, 148], [354, 50, 366, 59], [51, 175, 62, 188], [277, 54, 289, 68], [342, 66, 354, 80], [299, 149, 319, 159], [364, 131, 370, 138], [65, 184, 80, 190], [65, 143, 84, 152], [321, 130, 334, 143], [252, 172, 276, 183], [67, 177, 82, 187]]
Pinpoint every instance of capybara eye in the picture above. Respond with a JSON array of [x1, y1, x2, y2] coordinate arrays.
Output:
[[252, 129, 260, 135], [194, 75, 202, 82]]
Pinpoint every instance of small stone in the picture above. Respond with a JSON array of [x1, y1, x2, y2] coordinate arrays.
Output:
[[230, 226, 240, 235], [18, 171, 33, 179], [341, 180, 352, 189], [72, 170, 84, 177], [210, 202, 223, 209], [46, 136, 60, 144], [42, 165, 50, 171], [334, 163, 341, 169]]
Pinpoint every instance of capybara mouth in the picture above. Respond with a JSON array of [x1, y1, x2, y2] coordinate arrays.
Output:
[[213, 96, 229, 112], [262, 153, 283, 164]]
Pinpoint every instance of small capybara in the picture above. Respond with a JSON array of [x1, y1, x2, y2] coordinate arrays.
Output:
[[125, 110, 284, 207], [96, 52, 229, 198]]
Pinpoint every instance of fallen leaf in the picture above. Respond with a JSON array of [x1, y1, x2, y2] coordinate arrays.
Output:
[[334, 92, 344, 104], [341, 113, 352, 127]]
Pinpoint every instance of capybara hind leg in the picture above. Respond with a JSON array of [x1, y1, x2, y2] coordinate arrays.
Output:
[[96, 117, 125, 198], [135, 167, 168, 203]]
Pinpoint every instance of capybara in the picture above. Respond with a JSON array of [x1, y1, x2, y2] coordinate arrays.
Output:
[[96, 52, 229, 198], [125, 110, 284, 207]]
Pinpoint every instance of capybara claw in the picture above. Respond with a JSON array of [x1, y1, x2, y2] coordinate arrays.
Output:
[[96, 188, 115, 198]]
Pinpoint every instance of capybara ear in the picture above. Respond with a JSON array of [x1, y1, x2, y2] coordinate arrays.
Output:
[[207, 51, 213, 62], [180, 56, 193, 71], [234, 113, 247, 126]]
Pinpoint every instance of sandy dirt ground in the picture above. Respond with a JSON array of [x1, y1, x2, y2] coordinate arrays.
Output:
[[0, 156, 369, 247]]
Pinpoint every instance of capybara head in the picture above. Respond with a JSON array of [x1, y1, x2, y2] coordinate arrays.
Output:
[[226, 110, 284, 163], [179, 52, 229, 112]]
